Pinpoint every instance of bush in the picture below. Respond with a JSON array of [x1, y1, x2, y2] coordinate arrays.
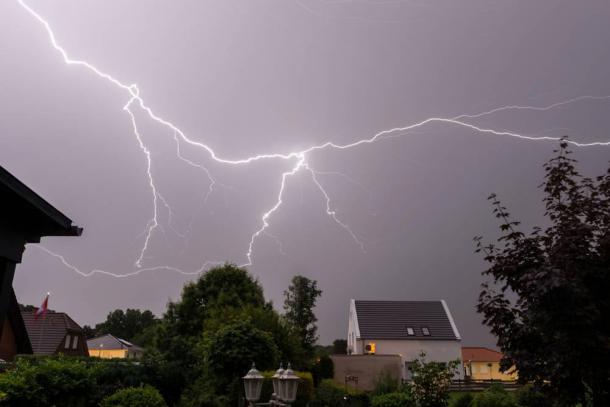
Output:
[[312, 355, 334, 386], [515, 384, 554, 407], [472, 385, 516, 407], [259, 370, 314, 407], [371, 392, 415, 407], [310, 379, 370, 407], [451, 392, 474, 407], [100, 385, 166, 407], [371, 370, 401, 396]]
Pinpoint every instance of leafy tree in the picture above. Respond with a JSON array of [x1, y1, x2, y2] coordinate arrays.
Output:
[[82, 325, 95, 339], [475, 141, 610, 406], [332, 338, 347, 354], [100, 385, 166, 407], [94, 308, 158, 343], [187, 319, 279, 406], [410, 352, 460, 407], [283, 275, 322, 356]]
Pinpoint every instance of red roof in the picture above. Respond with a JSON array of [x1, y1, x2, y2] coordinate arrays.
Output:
[[461, 347, 503, 362]]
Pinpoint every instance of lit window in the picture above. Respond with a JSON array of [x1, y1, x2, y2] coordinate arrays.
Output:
[[365, 342, 376, 354], [65, 335, 71, 349], [72, 336, 79, 349], [406, 327, 415, 336], [422, 327, 430, 336]]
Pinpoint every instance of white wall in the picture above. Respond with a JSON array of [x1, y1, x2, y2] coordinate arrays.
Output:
[[356, 338, 463, 379]]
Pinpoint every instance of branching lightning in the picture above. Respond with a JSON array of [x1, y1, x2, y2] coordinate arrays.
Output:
[[16, 0, 610, 278]]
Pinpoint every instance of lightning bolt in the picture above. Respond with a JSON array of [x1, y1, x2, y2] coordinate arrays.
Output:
[[16, 0, 610, 278]]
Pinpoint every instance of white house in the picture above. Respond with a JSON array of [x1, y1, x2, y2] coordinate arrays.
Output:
[[347, 299, 463, 380]]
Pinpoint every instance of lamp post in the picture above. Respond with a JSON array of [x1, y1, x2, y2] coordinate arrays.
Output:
[[243, 362, 300, 406], [243, 363, 264, 406]]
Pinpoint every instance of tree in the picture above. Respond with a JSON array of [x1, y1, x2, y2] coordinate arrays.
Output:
[[332, 339, 347, 355], [409, 352, 459, 407], [94, 309, 158, 343], [476, 141, 610, 406], [283, 276, 322, 356], [82, 325, 96, 339]]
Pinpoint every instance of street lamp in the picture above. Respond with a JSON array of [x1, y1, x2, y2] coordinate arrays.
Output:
[[279, 363, 300, 404], [243, 363, 264, 405], [272, 364, 284, 398]]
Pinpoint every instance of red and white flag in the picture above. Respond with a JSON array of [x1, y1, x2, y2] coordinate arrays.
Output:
[[34, 293, 49, 320]]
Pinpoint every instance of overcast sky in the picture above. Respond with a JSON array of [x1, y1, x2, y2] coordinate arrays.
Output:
[[2, 0, 610, 346]]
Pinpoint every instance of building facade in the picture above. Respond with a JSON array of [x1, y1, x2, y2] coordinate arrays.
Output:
[[347, 299, 463, 381], [22, 310, 89, 356], [462, 347, 518, 381], [88, 334, 143, 359]]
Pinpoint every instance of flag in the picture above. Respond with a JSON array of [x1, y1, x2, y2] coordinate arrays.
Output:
[[34, 293, 49, 320]]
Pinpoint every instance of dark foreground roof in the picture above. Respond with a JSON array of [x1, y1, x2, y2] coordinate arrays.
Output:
[[0, 166, 82, 237], [87, 334, 142, 352], [21, 311, 83, 355], [355, 300, 460, 340]]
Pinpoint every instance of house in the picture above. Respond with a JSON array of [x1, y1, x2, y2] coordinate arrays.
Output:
[[346, 299, 463, 381], [0, 166, 81, 360], [21, 310, 89, 356], [462, 347, 517, 381], [87, 334, 143, 359]]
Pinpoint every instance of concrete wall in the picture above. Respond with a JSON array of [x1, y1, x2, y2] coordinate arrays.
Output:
[[331, 354, 402, 391], [356, 339, 463, 379]]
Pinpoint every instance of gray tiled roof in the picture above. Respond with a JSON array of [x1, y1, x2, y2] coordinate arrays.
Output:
[[355, 300, 459, 340], [87, 334, 142, 352]]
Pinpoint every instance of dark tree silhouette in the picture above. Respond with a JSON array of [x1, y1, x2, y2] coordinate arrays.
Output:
[[476, 140, 610, 406], [283, 275, 322, 357]]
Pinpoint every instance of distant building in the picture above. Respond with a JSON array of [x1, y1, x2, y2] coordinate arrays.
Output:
[[87, 334, 143, 359], [0, 166, 81, 360], [21, 310, 89, 356], [462, 347, 518, 381], [346, 299, 463, 381]]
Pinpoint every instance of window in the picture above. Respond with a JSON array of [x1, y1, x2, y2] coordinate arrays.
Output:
[[422, 327, 430, 336], [72, 335, 79, 349], [365, 342, 376, 354], [64, 335, 71, 349], [406, 326, 415, 336]]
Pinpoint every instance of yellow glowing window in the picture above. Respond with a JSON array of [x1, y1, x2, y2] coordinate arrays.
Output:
[[365, 342, 376, 354]]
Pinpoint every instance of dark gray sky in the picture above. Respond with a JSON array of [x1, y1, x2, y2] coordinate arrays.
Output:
[[2, 0, 609, 347]]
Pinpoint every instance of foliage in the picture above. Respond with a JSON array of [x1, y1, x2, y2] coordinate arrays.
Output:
[[94, 308, 158, 345], [515, 384, 555, 407], [312, 354, 334, 386], [284, 275, 323, 357], [450, 392, 474, 407], [371, 391, 414, 407], [371, 369, 401, 396], [0, 357, 94, 407], [472, 385, 516, 407], [200, 319, 280, 391], [81, 324, 96, 339], [100, 385, 166, 407], [475, 141, 610, 406], [0, 356, 164, 407], [310, 379, 369, 407], [259, 371, 314, 407], [410, 352, 460, 407], [333, 338, 348, 354]]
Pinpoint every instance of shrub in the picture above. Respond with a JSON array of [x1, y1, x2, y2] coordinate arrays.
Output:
[[312, 355, 334, 386], [259, 370, 314, 407], [100, 385, 166, 407], [371, 369, 401, 396], [451, 392, 474, 407], [515, 384, 554, 407], [410, 352, 460, 407], [310, 379, 370, 407], [472, 385, 516, 407], [371, 392, 415, 407]]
